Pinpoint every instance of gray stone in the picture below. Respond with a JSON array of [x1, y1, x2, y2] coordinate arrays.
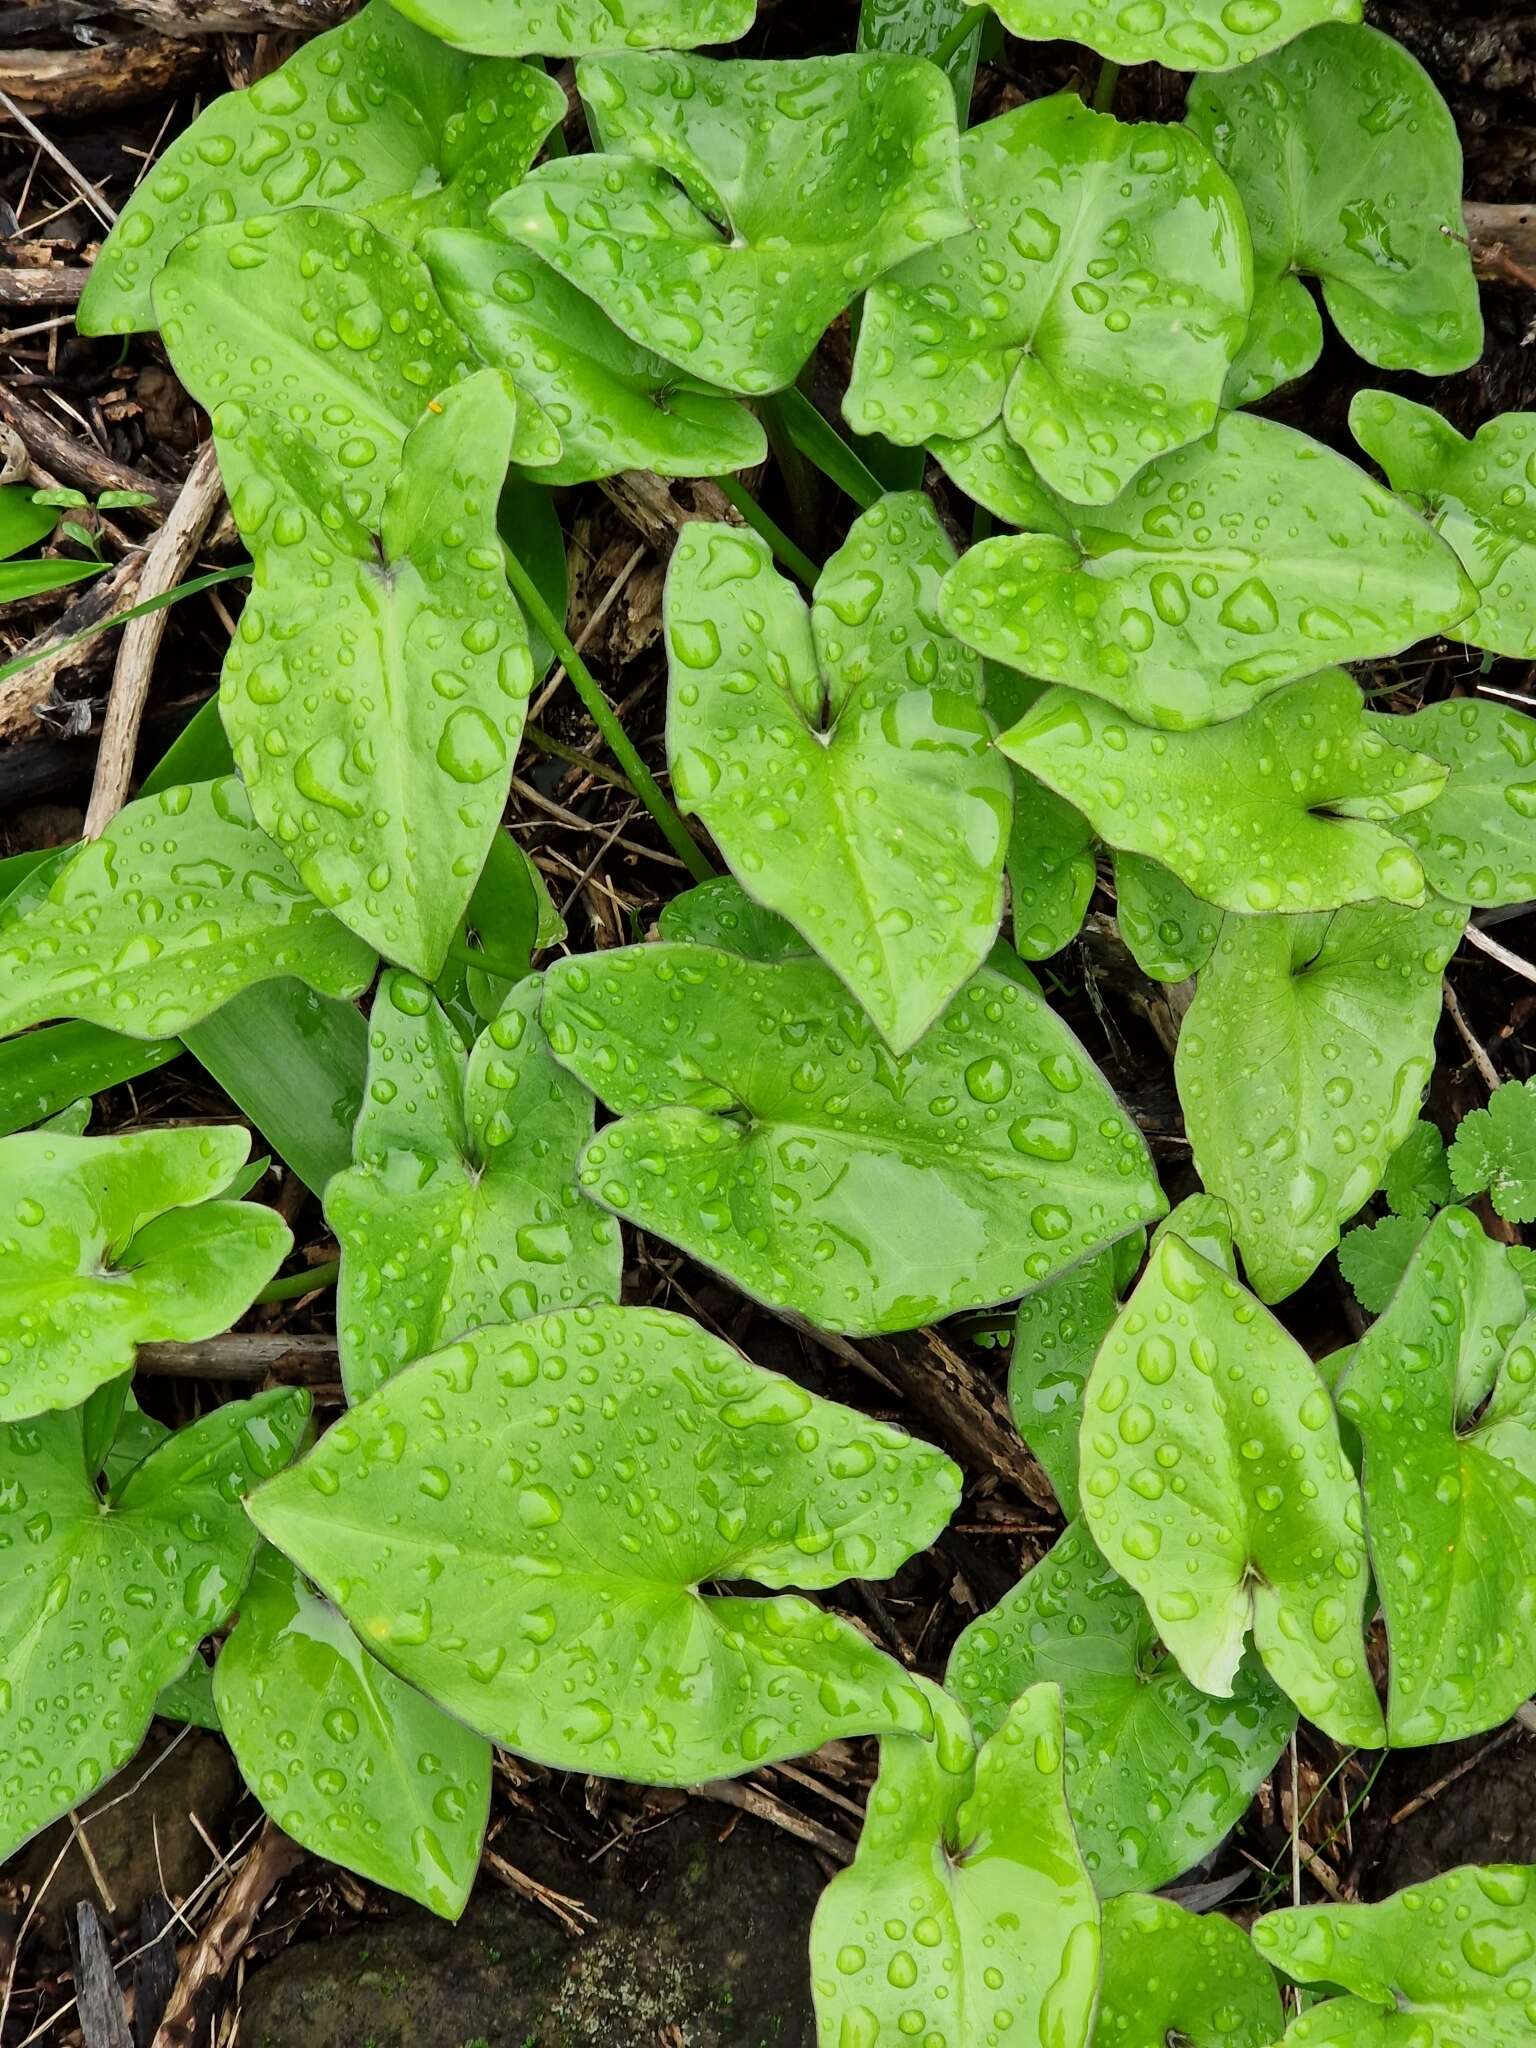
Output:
[[239, 1807, 823, 2048]]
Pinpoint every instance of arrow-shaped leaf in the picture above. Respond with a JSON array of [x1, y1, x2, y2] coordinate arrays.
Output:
[[327, 969, 620, 1403], [665, 498, 1011, 1051]]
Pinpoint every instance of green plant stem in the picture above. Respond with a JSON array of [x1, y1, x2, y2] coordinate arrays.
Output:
[[1092, 58, 1121, 113], [499, 542, 715, 884], [716, 476, 821, 587], [256, 1257, 340, 1304], [764, 390, 885, 512], [932, 2, 989, 70]]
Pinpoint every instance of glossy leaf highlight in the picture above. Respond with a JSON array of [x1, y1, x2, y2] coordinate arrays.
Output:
[[250, 1306, 961, 1783], [1187, 25, 1481, 403], [1097, 1892, 1283, 2048], [665, 499, 1011, 1051], [809, 1685, 1100, 2048], [497, 51, 966, 395], [940, 414, 1474, 729], [0, 1125, 289, 1422], [220, 371, 532, 978], [1080, 1230, 1384, 1744], [947, 1522, 1294, 1896], [847, 94, 1252, 505], [215, 1549, 491, 1918], [327, 970, 620, 1403], [1176, 897, 1466, 1302], [0, 780, 377, 1042], [77, 0, 565, 335], [541, 943, 1164, 1336]]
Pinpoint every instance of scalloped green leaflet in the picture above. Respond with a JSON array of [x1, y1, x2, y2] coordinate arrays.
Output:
[[497, 51, 966, 397], [1352, 392, 1536, 659], [1001, 673, 1445, 916], [0, 1389, 309, 1863], [0, 779, 377, 1042], [1080, 1231, 1384, 1744], [1254, 1865, 1536, 2046], [1177, 896, 1466, 1303], [154, 210, 554, 527], [947, 1522, 1293, 1897], [425, 230, 766, 485], [1339, 1207, 1536, 1744], [845, 94, 1251, 506], [992, 0, 1358, 71], [1097, 1893, 1283, 2048], [0, 1126, 289, 1423], [387, 0, 757, 56], [1449, 1079, 1536, 1224], [665, 500, 1011, 1052], [939, 414, 1474, 730], [249, 1305, 961, 1782], [1008, 1236, 1144, 1514], [1114, 852, 1222, 984], [540, 944, 1164, 1336], [76, 0, 565, 337], [327, 971, 620, 1403], [809, 1685, 1100, 2048], [1361, 698, 1536, 908], [215, 1550, 491, 1918], [1186, 25, 1481, 406], [219, 372, 532, 979], [1384, 1119, 1452, 1219]]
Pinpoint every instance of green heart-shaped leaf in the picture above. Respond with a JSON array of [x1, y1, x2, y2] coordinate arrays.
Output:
[[1114, 852, 1221, 984], [846, 93, 1251, 505], [1187, 25, 1481, 405], [0, 779, 377, 1042], [1001, 672, 1445, 915], [387, 0, 756, 55], [1177, 897, 1466, 1302], [1098, 1892, 1283, 2048], [215, 1549, 491, 1918], [1449, 1079, 1536, 1224], [1254, 1865, 1536, 2046], [219, 371, 532, 979], [1339, 1206, 1535, 1744], [940, 414, 1473, 729], [540, 943, 1165, 1336], [947, 1522, 1294, 1896], [1359, 697, 1536, 908], [1352, 392, 1536, 660], [0, 484, 57, 559], [657, 876, 810, 963], [0, 1390, 309, 1863], [327, 970, 620, 1403], [665, 500, 1011, 1051], [249, 1305, 961, 1782], [0, 1125, 289, 1423], [810, 1685, 1100, 2048], [1337, 1214, 1430, 1316], [993, 0, 1359, 70], [425, 229, 766, 484], [496, 51, 965, 396], [155, 209, 555, 526], [77, 0, 565, 336], [1008, 1234, 1145, 1514], [1080, 1230, 1384, 1743]]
